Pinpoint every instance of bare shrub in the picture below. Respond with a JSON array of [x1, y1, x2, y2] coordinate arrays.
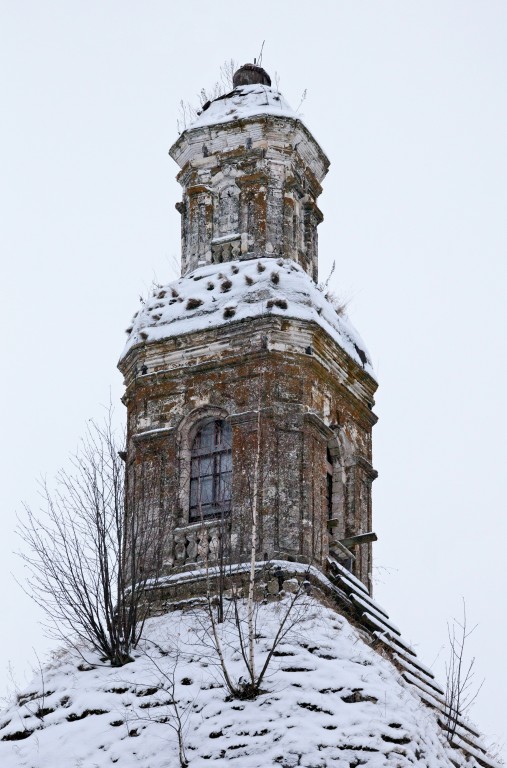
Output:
[[202, 575, 313, 700], [318, 262, 349, 316], [444, 600, 484, 743], [17, 408, 167, 667], [129, 644, 191, 768], [177, 59, 237, 132]]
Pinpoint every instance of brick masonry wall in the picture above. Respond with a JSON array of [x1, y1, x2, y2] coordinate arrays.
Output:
[[120, 96, 378, 594], [170, 115, 328, 281], [120, 315, 377, 591]]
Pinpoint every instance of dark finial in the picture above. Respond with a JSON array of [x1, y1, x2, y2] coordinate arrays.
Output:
[[233, 63, 271, 88]]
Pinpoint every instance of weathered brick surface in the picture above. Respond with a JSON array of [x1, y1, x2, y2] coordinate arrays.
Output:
[[120, 314, 377, 589], [170, 113, 328, 280], [119, 81, 378, 594]]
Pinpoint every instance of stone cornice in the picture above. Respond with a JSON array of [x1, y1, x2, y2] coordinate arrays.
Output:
[[170, 113, 330, 182], [120, 313, 376, 384], [132, 426, 176, 443], [303, 411, 335, 439], [119, 314, 377, 420]]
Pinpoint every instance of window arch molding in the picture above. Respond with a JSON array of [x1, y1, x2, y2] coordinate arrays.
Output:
[[177, 406, 231, 525], [326, 431, 354, 541]]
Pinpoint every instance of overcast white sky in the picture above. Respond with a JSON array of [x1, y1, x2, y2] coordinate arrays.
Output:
[[1, 0, 506, 758]]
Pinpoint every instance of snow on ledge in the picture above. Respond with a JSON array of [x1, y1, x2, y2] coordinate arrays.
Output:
[[187, 84, 300, 131], [120, 258, 375, 379]]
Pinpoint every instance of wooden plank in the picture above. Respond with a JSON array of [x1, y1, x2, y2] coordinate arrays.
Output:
[[359, 607, 403, 639], [401, 672, 481, 739], [391, 650, 440, 687], [351, 593, 398, 630], [450, 734, 501, 768], [396, 659, 445, 697], [373, 630, 417, 659], [340, 532, 378, 548], [329, 542, 356, 563], [327, 557, 369, 596], [402, 670, 447, 706], [367, 625, 417, 656], [415, 689, 492, 764], [439, 719, 488, 755]]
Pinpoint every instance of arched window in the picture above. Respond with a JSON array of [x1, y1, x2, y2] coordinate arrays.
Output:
[[189, 419, 232, 520]]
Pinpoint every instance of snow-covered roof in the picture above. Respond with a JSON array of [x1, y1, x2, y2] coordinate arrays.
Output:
[[120, 258, 375, 378], [0, 591, 495, 768], [188, 84, 300, 131]]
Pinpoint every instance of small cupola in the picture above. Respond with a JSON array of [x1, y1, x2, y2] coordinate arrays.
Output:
[[232, 62, 271, 87]]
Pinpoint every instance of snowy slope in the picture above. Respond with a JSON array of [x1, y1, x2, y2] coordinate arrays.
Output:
[[188, 84, 300, 130], [120, 258, 375, 378], [0, 597, 492, 768]]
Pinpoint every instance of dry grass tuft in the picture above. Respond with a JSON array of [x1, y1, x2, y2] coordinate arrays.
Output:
[[324, 290, 349, 317], [186, 297, 203, 310], [267, 298, 288, 310]]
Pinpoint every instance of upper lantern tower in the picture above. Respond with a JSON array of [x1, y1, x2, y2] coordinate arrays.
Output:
[[170, 64, 329, 281]]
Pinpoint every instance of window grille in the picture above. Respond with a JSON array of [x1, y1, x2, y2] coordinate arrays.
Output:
[[189, 420, 232, 520]]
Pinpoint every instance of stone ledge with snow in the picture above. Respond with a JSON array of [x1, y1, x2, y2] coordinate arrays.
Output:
[[120, 258, 375, 380], [188, 83, 301, 131]]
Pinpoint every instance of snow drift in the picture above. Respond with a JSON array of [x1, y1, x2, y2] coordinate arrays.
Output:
[[120, 258, 375, 379], [0, 593, 495, 768]]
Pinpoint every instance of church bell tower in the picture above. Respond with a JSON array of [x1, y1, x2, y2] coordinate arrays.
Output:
[[119, 63, 378, 593]]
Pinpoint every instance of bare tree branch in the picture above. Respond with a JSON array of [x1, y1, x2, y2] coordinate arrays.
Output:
[[17, 407, 166, 667], [444, 599, 484, 742]]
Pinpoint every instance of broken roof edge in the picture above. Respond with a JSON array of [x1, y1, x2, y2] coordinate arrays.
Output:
[[118, 313, 378, 412], [169, 87, 330, 171], [118, 258, 376, 386]]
